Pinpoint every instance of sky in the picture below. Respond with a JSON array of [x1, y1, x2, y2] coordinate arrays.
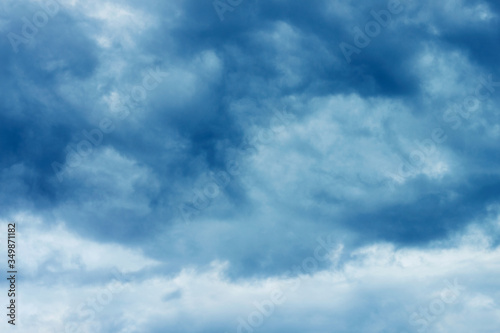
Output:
[[1, 0, 500, 332]]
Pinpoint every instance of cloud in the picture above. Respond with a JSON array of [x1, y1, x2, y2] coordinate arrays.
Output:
[[1, 0, 500, 331], [7, 213, 500, 332]]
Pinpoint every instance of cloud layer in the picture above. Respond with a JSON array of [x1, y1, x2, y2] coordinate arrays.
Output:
[[1, 0, 500, 331]]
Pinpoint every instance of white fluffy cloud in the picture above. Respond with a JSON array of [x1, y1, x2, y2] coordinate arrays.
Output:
[[4, 212, 500, 332]]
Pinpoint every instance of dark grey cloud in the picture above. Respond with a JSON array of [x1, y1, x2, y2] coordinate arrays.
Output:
[[1, 0, 500, 295]]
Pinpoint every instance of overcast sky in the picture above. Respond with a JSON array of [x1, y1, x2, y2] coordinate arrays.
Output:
[[1, 0, 500, 332]]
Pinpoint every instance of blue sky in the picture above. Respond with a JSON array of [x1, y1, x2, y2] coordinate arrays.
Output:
[[1, 0, 500, 332]]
